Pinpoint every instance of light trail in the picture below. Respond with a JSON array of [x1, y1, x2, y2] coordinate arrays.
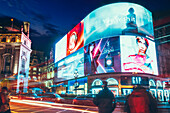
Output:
[[12, 99, 96, 108], [11, 99, 97, 113]]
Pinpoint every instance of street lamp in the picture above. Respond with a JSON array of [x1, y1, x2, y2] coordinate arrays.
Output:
[[74, 70, 79, 95]]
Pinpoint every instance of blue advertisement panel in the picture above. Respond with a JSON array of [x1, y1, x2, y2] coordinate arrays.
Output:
[[120, 35, 158, 75], [57, 48, 84, 81], [84, 3, 153, 46], [84, 37, 120, 75]]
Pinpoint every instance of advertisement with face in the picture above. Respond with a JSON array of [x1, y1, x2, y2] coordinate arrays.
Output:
[[55, 35, 67, 63], [67, 20, 84, 56], [84, 37, 120, 75], [120, 35, 158, 75], [57, 48, 84, 81], [84, 3, 153, 46]]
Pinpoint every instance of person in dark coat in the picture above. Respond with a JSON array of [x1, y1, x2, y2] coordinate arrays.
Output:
[[93, 81, 116, 113], [0, 87, 11, 113], [124, 85, 157, 113]]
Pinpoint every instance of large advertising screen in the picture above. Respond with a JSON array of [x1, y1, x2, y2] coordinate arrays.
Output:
[[55, 35, 67, 62], [67, 20, 84, 56], [120, 35, 158, 75], [84, 37, 121, 75], [84, 3, 153, 46], [57, 48, 84, 81], [55, 21, 84, 63]]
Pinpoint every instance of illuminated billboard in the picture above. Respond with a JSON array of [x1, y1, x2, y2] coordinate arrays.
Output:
[[120, 35, 158, 75], [84, 2, 153, 45], [67, 20, 84, 56], [55, 21, 84, 63], [84, 37, 121, 75], [55, 3, 154, 63], [57, 48, 84, 81], [55, 35, 67, 62]]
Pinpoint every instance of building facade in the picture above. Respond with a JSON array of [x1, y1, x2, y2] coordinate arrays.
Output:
[[30, 50, 45, 66], [154, 16, 170, 78], [0, 19, 32, 93], [53, 2, 169, 102]]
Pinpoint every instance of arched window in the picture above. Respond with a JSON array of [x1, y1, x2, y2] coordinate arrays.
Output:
[[156, 80, 162, 87], [106, 78, 118, 85], [92, 79, 103, 86], [149, 79, 156, 86]]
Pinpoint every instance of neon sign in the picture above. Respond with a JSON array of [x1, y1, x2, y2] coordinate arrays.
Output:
[[132, 76, 142, 84]]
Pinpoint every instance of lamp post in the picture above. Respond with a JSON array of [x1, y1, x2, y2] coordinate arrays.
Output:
[[74, 70, 79, 95]]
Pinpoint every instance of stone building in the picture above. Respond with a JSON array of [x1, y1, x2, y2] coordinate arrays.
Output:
[[0, 18, 32, 93], [154, 16, 170, 78]]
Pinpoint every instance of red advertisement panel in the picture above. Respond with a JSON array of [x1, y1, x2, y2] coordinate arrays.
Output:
[[67, 20, 84, 56]]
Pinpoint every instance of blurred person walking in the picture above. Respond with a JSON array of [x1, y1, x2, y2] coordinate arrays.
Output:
[[124, 85, 157, 113], [93, 81, 116, 113], [0, 87, 11, 113]]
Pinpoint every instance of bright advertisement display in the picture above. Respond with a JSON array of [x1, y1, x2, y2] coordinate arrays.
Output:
[[67, 20, 84, 56], [57, 48, 84, 81], [120, 35, 158, 75], [84, 2, 153, 46], [55, 35, 67, 62], [84, 37, 121, 75]]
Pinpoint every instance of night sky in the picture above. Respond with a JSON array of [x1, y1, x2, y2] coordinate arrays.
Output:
[[0, 0, 169, 57]]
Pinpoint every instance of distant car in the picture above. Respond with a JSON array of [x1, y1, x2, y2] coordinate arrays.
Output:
[[72, 94, 96, 106], [9, 92, 19, 99], [29, 88, 43, 95], [20, 93, 43, 101], [41, 93, 64, 103]]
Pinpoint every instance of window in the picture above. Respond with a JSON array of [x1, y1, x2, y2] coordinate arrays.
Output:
[[24, 40, 27, 45], [5, 56, 11, 72], [5, 48, 11, 53], [21, 58, 26, 73], [92, 79, 102, 86], [33, 76, 37, 81], [22, 51, 26, 56], [28, 76, 31, 80], [33, 68, 37, 71], [1, 37, 6, 42], [11, 37, 16, 42]]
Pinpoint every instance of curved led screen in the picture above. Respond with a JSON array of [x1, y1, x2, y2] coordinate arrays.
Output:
[[120, 35, 158, 75], [55, 3, 154, 63], [84, 2, 153, 45]]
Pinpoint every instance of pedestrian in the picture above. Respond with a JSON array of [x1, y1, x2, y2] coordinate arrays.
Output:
[[0, 87, 11, 113], [124, 85, 157, 113], [93, 81, 116, 113]]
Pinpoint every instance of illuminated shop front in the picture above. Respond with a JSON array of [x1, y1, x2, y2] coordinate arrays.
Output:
[[149, 79, 157, 97], [53, 2, 169, 101], [68, 77, 88, 95], [91, 78, 119, 96]]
